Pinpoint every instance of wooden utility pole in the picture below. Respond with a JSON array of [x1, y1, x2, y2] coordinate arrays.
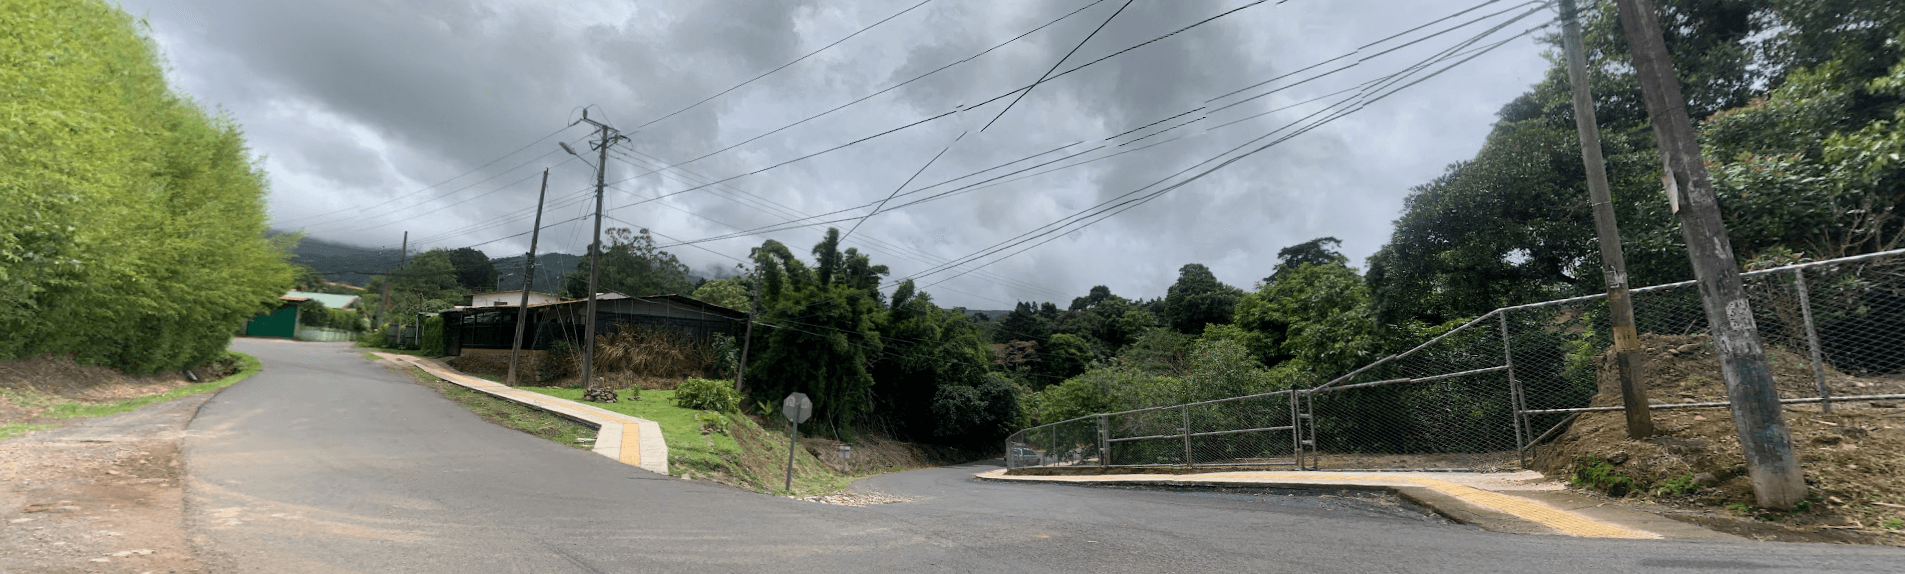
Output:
[[379, 231, 406, 329], [734, 270, 760, 395], [396, 232, 408, 346], [1613, 0, 1804, 508], [1558, 0, 1651, 438], [569, 111, 626, 394], [506, 169, 550, 386]]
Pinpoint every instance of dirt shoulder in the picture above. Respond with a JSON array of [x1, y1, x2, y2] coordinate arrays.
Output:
[[0, 395, 211, 573], [0, 350, 261, 573], [1533, 333, 1905, 545]]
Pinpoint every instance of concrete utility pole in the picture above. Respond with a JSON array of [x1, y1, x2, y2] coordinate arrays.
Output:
[[565, 111, 627, 394], [506, 169, 550, 386], [734, 268, 760, 395], [1613, 0, 1805, 508], [1558, 0, 1652, 438]]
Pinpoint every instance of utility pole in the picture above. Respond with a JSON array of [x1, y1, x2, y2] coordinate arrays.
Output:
[[734, 268, 760, 395], [564, 111, 627, 394], [379, 231, 408, 342], [396, 232, 408, 347], [506, 169, 550, 386], [1558, 0, 1651, 438], [1613, 0, 1804, 508]]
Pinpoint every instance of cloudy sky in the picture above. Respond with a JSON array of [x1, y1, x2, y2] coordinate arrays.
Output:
[[120, 0, 1557, 309]]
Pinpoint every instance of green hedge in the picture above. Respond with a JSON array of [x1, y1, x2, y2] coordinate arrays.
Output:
[[0, 0, 292, 374], [420, 316, 445, 356]]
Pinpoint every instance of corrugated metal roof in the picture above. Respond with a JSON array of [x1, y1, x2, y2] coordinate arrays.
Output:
[[285, 291, 360, 309]]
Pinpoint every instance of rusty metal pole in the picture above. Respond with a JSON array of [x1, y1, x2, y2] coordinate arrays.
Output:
[[1559, 0, 1652, 438]]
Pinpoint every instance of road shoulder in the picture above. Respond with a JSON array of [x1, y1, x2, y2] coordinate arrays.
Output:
[[975, 468, 1741, 541]]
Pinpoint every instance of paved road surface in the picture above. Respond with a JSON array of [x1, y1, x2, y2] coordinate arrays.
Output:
[[187, 339, 1905, 573]]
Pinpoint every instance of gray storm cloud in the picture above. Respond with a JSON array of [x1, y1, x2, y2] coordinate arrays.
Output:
[[121, 0, 1550, 308]]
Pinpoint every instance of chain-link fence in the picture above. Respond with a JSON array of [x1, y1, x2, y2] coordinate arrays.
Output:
[[1006, 390, 1300, 470], [1006, 249, 1905, 473]]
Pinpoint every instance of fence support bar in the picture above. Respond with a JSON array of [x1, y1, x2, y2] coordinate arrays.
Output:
[[1186, 425, 1296, 439], [1793, 268, 1833, 413], [1524, 394, 1905, 415], [1501, 313, 1529, 468], [1317, 366, 1511, 393]]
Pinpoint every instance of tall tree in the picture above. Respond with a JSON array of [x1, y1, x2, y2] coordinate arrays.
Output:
[[559, 227, 695, 298], [1163, 263, 1243, 335], [445, 247, 497, 292], [744, 228, 888, 431], [1264, 237, 1344, 285]]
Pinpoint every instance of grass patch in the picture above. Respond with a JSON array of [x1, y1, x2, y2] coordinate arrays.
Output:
[[518, 387, 861, 495], [402, 368, 595, 450], [0, 352, 262, 423], [0, 423, 58, 440]]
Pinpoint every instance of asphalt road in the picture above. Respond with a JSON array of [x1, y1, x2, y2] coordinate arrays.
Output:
[[186, 339, 1905, 573]]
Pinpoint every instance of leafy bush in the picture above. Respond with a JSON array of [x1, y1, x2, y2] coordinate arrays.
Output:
[[930, 375, 1020, 442], [1571, 458, 1643, 497], [298, 302, 363, 332], [420, 316, 445, 356], [694, 411, 731, 435], [674, 377, 741, 413]]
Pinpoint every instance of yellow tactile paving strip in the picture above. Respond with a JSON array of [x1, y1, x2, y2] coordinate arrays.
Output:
[[378, 353, 666, 474], [986, 470, 1654, 539], [619, 424, 642, 466]]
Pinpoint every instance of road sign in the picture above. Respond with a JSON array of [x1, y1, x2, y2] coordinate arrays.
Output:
[[782, 392, 812, 424], [782, 392, 812, 492]]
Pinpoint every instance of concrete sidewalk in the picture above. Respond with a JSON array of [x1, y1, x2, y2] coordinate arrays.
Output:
[[976, 468, 1740, 541], [376, 353, 669, 475]]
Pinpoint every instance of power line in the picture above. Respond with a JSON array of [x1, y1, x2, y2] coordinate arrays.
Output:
[[911, 19, 1555, 291], [632, 0, 938, 131], [277, 125, 581, 228], [980, 0, 1134, 132], [599, 0, 1295, 213]]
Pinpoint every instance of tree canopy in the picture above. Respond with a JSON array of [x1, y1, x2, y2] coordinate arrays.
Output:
[[560, 227, 695, 298]]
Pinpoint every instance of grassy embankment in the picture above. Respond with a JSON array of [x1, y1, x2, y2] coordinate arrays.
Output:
[[0, 352, 263, 440], [519, 387, 869, 495], [388, 362, 597, 450]]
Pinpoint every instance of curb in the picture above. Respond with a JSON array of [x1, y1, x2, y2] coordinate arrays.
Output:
[[378, 354, 669, 475], [974, 469, 1658, 539]]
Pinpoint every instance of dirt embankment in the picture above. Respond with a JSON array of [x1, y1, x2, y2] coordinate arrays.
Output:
[[1535, 333, 1905, 545], [1, 354, 239, 425]]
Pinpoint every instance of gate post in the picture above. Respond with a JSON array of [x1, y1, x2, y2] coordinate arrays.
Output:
[[1181, 405, 1192, 468], [1097, 414, 1109, 468]]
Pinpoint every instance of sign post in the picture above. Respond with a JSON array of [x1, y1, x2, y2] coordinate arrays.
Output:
[[782, 392, 812, 492]]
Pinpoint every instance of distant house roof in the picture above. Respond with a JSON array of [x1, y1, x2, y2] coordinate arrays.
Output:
[[279, 294, 311, 303], [471, 290, 558, 298], [285, 291, 360, 309], [513, 293, 746, 319], [641, 293, 747, 320]]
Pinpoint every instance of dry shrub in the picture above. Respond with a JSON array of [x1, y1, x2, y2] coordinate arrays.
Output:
[[545, 327, 718, 389]]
